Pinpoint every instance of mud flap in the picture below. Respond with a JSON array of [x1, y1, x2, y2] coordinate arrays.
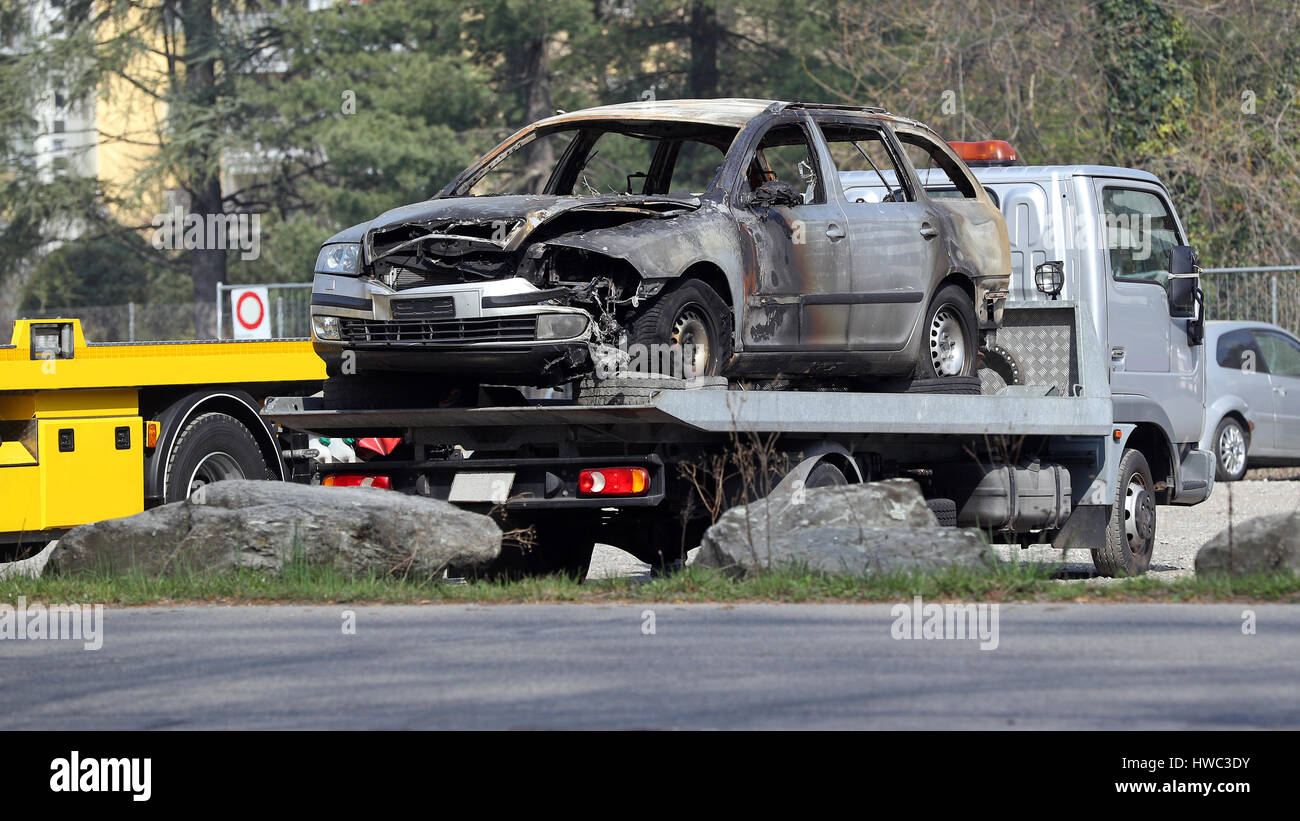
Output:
[[1051, 504, 1109, 551]]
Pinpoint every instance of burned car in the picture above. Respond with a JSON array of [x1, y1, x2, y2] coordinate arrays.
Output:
[[310, 99, 1010, 394]]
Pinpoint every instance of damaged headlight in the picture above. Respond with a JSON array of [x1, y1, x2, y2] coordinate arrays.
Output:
[[536, 313, 590, 340], [315, 243, 361, 275], [312, 315, 341, 340]]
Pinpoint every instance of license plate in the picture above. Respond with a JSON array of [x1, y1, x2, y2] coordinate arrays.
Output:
[[448, 472, 515, 504]]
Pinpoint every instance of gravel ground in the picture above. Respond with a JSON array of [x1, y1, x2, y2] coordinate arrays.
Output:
[[585, 478, 1300, 583]]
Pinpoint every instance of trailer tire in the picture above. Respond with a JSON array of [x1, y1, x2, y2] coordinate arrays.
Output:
[[905, 376, 982, 395], [1091, 448, 1156, 577], [164, 412, 273, 502], [927, 498, 958, 527]]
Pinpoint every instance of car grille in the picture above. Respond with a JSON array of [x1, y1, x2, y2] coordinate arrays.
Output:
[[390, 296, 455, 320], [340, 316, 537, 344]]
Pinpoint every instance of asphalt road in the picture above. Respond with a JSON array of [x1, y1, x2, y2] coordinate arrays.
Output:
[[3, 603, 1297, 729]]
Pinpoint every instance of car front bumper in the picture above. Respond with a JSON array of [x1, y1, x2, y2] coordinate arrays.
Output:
[[310, 274, 595, 386]]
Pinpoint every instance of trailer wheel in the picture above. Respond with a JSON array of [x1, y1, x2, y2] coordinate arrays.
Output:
[[926, 498, 958, 527], [1091, 448, 1156, 577], [163, 412, 273, 502]]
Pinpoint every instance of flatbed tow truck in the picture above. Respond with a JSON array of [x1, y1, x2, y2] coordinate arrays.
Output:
[[263, 299, 1211, 578], [0, 319, 323, 555]]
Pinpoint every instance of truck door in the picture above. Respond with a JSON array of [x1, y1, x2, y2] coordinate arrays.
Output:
[[732, 116, 854, 349], [1096, 181, 1204, 444]]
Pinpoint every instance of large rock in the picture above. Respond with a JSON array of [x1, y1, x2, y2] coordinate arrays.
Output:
[[49, 480, 500, 579], [696, 478, 993, 577], [1195, 513, 1300, 575]]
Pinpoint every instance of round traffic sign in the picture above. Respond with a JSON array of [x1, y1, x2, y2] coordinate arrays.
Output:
[[236, 290, 265, 331]]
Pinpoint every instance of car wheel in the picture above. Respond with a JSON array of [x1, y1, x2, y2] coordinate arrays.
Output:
[[164, 412, 274, 503], [1090, 448, 1156, 577], [916, 283, 977, 378], [1213, 416, 1249, 482], [626, 279, 733, 378]]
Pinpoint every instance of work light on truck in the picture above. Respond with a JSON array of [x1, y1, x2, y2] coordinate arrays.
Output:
[[1034, 260, 1064, 298], [579, 467, 649, 496], [29, 322, 75, 360]]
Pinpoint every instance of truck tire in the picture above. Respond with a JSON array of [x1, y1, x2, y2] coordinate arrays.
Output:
[[1091, 448, 1156, 577], [806, 461, 849, 488], [626, 279, 733, 378], [927, 498, 958, 527], [916, 284, 978, 378], [164, 412, 273, 502], [1212, 416, 1249, 482]]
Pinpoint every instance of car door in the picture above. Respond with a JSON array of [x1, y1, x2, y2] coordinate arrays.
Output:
[[1251, 328, 1300, 455], [1213, 327, 1276, 454], [729, 115, 854, 349], [1096, 181, 1204, 445], [811, 116, 941, 351]]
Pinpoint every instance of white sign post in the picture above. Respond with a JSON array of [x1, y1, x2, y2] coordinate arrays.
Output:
[[230, 286, 271, 339]]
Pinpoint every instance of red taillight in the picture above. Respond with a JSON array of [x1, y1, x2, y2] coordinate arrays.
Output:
[[322, 474, 392, 489], [578, 467, 649, 496], [947, 139, 1017, 166]]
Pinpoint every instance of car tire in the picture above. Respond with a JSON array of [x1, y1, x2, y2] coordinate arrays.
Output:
[[905, 376, 982, 395], [1213, 416, 1249, 482], [916, 283, 978, 378], [164, 412, 273, 502], [626, 279, 733, 378], [1090, 448, 1156, 577]]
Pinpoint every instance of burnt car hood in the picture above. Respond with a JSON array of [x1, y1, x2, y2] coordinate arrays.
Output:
[[323, 194, 701, 260]]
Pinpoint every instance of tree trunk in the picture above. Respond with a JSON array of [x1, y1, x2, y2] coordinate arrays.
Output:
[[688, 0, 720, 98], [180, 0, 226, 339], [519, 34, 554, 193]]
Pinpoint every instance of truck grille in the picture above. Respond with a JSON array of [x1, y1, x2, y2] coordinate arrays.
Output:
[[340, 316, 537, 344]]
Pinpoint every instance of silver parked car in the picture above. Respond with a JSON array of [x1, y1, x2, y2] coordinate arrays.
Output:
[[1201, 320, 1300, 480]]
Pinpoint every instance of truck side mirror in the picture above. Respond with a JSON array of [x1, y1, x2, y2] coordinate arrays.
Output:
[[1168, 245, 1200, 318]]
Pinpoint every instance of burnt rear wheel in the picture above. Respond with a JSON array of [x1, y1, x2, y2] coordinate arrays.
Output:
[[916, 284, 978, 378]]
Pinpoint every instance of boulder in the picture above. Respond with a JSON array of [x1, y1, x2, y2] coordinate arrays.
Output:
[[49, 480, 500, 579], [1195, 513, 1300, 575], [696, 478, 993, 577]]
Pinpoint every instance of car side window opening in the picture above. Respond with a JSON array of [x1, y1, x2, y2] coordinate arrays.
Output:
[[1254, 331, 1300, 378], [1101, 187, 1182, 288], [819, 122, 912, 203], [743, 123, 824, 204], [1217, 329, 1268, 373], [897, 133, 980, 199]]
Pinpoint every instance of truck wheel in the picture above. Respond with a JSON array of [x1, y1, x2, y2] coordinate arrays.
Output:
[[1091, 448, 1156, 577], [164, 412, 273, 502], [926, 498, 958, 527], [916, 284, 977, 378], [626, 279, 733, 378], [1213, 416, 1249, 482], [805, 461, 849, 488]]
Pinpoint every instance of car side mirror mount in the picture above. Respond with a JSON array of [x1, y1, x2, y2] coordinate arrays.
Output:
[[747, 180, 803, 209]]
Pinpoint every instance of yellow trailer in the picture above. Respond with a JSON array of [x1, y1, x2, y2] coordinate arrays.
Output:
[[0, 318, 324, 555]]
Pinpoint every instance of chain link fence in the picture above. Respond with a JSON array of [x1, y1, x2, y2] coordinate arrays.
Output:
[[1201, 266, 1300, 335], [1, 283, 313, 344]]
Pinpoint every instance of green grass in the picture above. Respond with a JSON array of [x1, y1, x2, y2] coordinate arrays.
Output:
[[3, 560, 1298, 607]]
